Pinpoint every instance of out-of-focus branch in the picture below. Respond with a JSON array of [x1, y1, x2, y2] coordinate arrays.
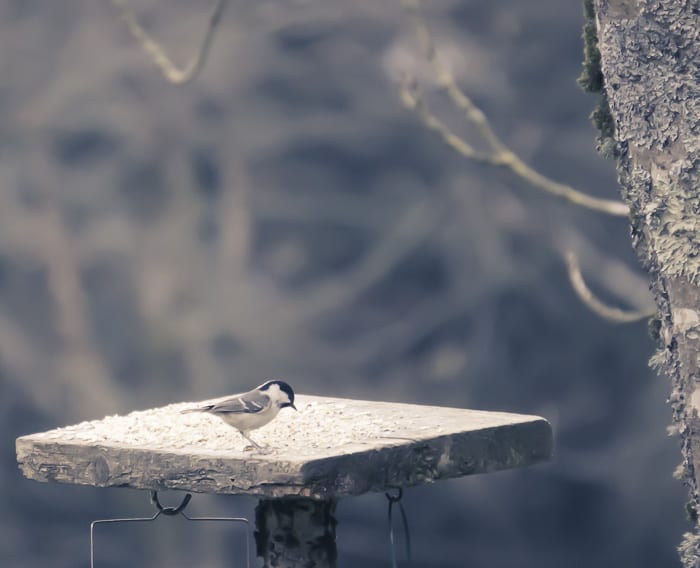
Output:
[[564, 251, 654, 323], [111, 0, 228, 84], [239, 196, 446, 348], [0, 183, 126, 416], [37, 191, 128, 414], [400, 0, 629, 217]]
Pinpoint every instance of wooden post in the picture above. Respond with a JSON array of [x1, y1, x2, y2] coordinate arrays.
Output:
[[255, 498, 337, 568]]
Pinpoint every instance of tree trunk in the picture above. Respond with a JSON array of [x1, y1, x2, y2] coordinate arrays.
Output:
[[591, 0, 700, 565]]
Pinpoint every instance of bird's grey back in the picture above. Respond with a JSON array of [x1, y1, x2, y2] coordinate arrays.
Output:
[[203, 391, 270, 414]]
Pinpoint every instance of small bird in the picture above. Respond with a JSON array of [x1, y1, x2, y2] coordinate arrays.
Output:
[[181, 380, 297, 450]]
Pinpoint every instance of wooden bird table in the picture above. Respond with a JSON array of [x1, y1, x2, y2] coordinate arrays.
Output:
[[16, 394, 553, 567]]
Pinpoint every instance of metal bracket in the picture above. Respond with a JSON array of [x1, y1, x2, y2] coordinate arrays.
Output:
[[90, 490, 251, 568]]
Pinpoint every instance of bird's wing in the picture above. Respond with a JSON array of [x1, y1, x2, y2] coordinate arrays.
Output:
[[207, 391, 271, 414]]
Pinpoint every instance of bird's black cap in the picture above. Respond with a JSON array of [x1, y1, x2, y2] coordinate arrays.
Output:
[[260, 379, 296, 409]]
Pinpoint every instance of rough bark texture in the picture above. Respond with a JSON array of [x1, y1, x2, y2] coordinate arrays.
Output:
[[255, 498, 337, 568], [592, 1, 700, 564], [15, 395, 552, 499]]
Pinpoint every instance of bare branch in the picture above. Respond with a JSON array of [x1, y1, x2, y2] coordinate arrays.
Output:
[[401, 0, 629, 217], [111, 0, 228, 85], [564, 251, 654, 323], [400, 79, 501, 164]]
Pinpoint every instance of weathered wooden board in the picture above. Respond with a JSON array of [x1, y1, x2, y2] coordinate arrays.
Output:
[[16, 395, 552, 499]]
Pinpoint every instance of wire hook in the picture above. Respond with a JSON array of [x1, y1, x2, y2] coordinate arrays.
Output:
[[386, 487, 412, 567], [150, 490, 192, 516]]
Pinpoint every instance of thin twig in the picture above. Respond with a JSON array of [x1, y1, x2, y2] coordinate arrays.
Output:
[[406, 4, 506, 156], [111, 0, 228, 84], [401, 0, 629, 217], [564, 251, 654, 323], [400, 81, 500, 164]]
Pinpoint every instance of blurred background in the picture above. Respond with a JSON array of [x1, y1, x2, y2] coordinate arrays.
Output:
[[1, 0, 689, 566]]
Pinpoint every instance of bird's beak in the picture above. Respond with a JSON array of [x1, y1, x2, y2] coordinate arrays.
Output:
[[290, 403, 297, 411]]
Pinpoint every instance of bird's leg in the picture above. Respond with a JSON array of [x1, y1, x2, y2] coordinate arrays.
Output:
[[240, 431, 267, 452]]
